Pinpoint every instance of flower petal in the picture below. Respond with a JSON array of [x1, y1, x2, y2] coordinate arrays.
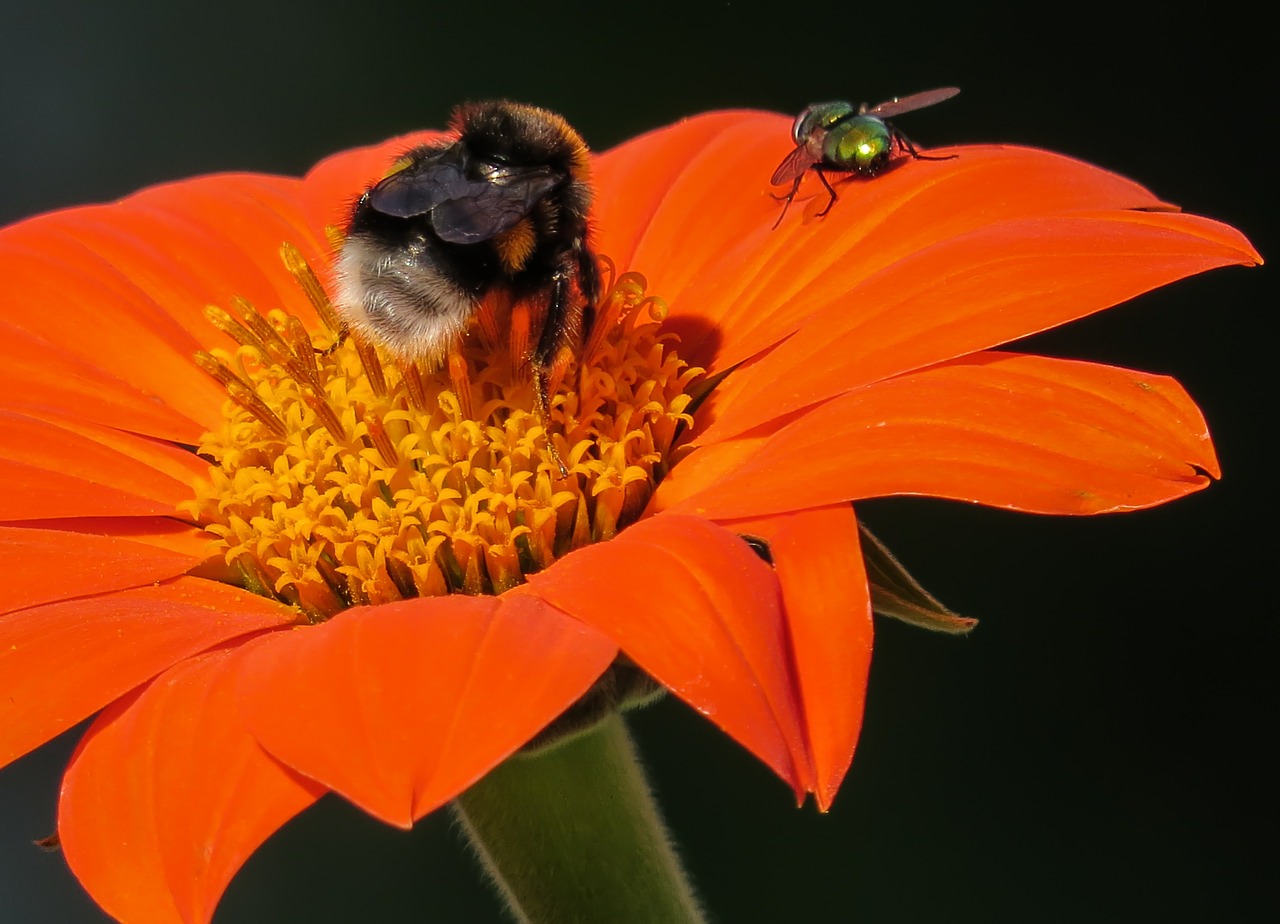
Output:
[[235, 592, 617, 827], [597, 114, 1247, 374], [7, 516, 218, 559], [593, 111, 770, 273], [120, 173, 329, 321], [697, 210, 1260, 444], [0, 173, 336, 440], [60, 646, 324, 924], [0, 320, 203, 442], [526, 514, 813, 798], [672, 144, 1187, 372], [728, 506, 873, 811], [0, 578, 298, 768], [0, 525, 200, 615], [0, 410, 206, 520], [660, 352, 1218, 519], [0, 229, 222, 434]]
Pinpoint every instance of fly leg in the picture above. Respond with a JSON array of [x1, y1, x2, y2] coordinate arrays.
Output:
[[771, 175, 805, 229], [895, 130, 957, 163], [814, 167, 840, 217]]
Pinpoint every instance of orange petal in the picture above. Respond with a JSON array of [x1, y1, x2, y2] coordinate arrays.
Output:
[[60, 645, 324, 924], [659, 352, 1219, 519], [235, 591, 617, 827], [526, 514, 812, 798], [20, 405, 210, 485], [697, 210, 1260, 445], [0, 410, 205, 520], [665, 143, 1193, 371], [0, 230, 225, 432], [8, 516, 218, 559], [0, 525, 200, 615], [0, 578, 298, 768], [595, 114, 1247, 374], [3, 174, 330, 440], [121, 173, 328, 321], [593, 111, 770, 274], [0, 174, 331, 438], [299, 131, 447, 241], [729, 506, 873, 811], [25, 176, 320, 333], [0, 320, 205, 443]]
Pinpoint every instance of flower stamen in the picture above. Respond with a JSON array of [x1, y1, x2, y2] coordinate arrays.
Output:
[[182, 254, 701, 621]]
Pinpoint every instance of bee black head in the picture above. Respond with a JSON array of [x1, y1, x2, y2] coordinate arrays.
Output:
[[452, 101, 592, 196]]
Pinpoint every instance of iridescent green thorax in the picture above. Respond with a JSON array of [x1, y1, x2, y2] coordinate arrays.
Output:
[[827, 117, 893, 172], [790, 101, 856, 144]]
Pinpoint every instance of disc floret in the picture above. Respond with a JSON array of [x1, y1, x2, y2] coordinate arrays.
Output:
[[183, 248, 699, 621]]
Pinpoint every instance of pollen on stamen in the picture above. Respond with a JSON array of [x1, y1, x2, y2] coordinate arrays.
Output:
[[180, 246, 701, 622]]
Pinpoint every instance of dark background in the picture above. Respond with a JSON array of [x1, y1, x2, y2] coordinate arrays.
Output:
[[1, 2, 1272, 921]]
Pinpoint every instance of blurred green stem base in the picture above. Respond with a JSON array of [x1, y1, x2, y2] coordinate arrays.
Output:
[[452, 713, 706, 924]]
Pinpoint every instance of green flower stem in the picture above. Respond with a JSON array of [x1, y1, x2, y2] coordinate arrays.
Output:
[[452, 713, 706, 924]]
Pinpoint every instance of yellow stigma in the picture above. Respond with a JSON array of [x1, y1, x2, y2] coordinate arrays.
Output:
[[182, 245, 701, 621]]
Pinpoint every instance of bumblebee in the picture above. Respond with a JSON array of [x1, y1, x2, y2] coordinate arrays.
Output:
[[335, 100, 600, 423], [771, 87, 959, 226]]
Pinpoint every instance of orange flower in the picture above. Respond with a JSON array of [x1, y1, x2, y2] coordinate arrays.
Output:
[[0, 110, 1258, 923]]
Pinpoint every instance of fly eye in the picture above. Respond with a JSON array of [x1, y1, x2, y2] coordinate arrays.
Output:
[[790, 111, 809, 144]]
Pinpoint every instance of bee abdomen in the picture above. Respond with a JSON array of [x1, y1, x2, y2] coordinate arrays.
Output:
[[335, 231, 479, 364]]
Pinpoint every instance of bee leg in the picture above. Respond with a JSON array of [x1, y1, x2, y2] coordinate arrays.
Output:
[[532, 368, 567, 477], [576, 242, 601, 340], [316, 323, 350, 355], [771, 176, 803, 229], [533, 268, 576, 478], [814, 168, 839, 217]]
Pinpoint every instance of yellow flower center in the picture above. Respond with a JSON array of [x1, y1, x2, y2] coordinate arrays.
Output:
[[182, 246, 701, 621]]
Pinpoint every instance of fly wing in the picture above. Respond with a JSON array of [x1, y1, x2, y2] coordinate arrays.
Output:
[[771, 144, 817, 186], [864, 87, 960, 120]]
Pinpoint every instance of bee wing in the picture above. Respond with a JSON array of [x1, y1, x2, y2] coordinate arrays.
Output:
[[863, 87, 960, 119], [366, 156, 562, 245], [430, 167, 561, 245], [771, 145, 817, 186], [365, 161, 477, 219]]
